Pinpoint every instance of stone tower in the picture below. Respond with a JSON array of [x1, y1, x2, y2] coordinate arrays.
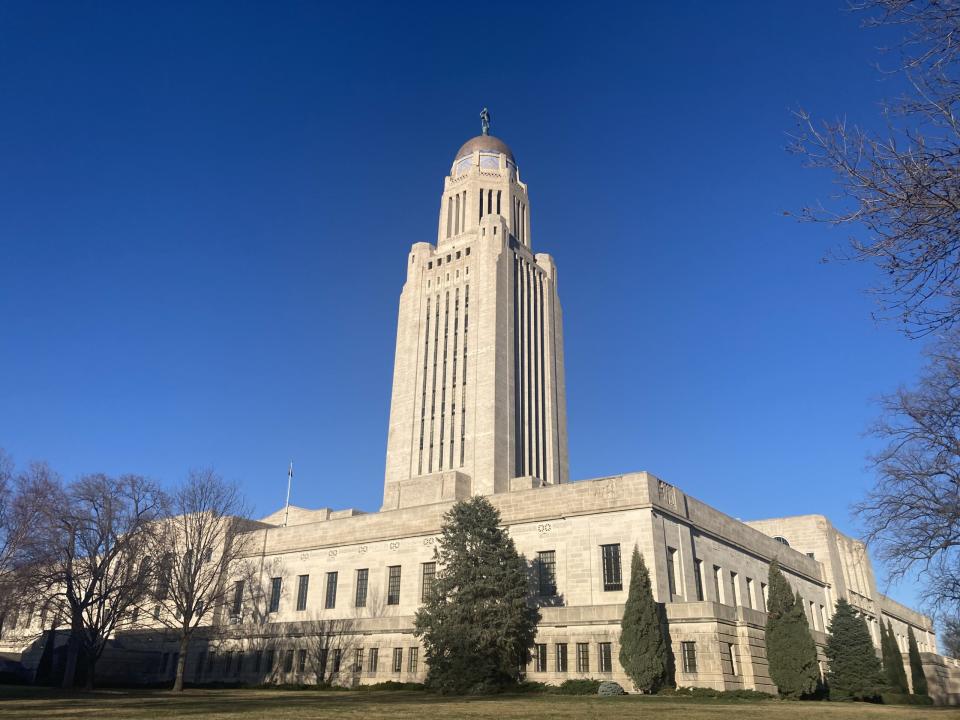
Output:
[[382, 123, 568, 510]]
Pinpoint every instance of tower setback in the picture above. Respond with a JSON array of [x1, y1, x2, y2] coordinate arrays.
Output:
[[383, 130, 569, 510]]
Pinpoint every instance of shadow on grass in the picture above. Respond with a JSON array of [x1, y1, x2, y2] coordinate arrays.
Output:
[[0, 686, 587, 718]]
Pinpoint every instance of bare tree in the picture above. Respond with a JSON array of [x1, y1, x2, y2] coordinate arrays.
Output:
[[0, 449, 21, 634], [27, 473, 165, 689], [144, 468, 253, 691], [943, 616, 960, 657], [301, 616, 357, 685], [0, 458, 65, 640], [792, 0, 960, 337], [856, 330, 960, 612]]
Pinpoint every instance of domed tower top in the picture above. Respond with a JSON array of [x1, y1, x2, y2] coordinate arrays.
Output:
[[438, 109, 529, 249], [453, 134, 515, 165]]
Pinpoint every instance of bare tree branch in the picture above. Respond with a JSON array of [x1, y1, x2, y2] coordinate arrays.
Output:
[[856, 329, 960, 615], [791, 0, 960, 337]]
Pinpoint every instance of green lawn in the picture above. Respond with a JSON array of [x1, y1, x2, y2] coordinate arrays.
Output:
[[0, 686, 956, 720]]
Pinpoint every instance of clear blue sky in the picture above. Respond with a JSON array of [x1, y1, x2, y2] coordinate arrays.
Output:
[[0, 3, 925, 609]]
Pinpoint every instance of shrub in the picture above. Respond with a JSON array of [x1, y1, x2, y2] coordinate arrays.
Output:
[[880, 692, 934, 706], [558, 678, 602, 695], [657, 686, 776, 700], [598, 681, 626, 695], [356, 681, 426, 691], [512, 681, 554, 694]]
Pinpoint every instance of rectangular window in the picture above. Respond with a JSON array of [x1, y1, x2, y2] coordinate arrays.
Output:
[[728, 642, 739, 676], [265, 649, 274, 672], [354, 648, 364, 673], [534, 643, 547, 672], [332, 648, 342, 673], [761, 582, 768, 611], [601, 544, 622, 591], [368, 647, 379, 673], [296, 574, 309, 612], [556, 643, 568, 673], [355, 568, 369, 608], [283, 649, 294, 673], [408, 647, 419, 673], [576, 642, 589, 672], [325, 572, 338, 609], [255, 649, 263, 673], [746, 577, 755, 610], [297, 648, 306, 673], [667, 547, 679, 599], [393, 647, 403, 673], [318, 648, 329, 676], [713, 566, 724, 604], [820, 604, 828, 631], [731, 571, 741, 607], [809, 600, 818, 631], [537, 550, 557, 596], [681, 641, 697, 674], [599, 642, 612, 673], [231, 580, 244, 617], [693, 559, 704, 601], [421, 562, 436, 603], [269, 577, 282, 613], [387, 566, 401, 605]]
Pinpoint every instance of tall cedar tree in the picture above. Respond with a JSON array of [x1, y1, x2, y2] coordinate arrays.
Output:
[[907, 626, 928, 696], [619, 546, 668, 692], [825, 599, 881, 701], [764, 560, 820, 698], [413, 496, 540, 693], [882, 619, 909, 693]]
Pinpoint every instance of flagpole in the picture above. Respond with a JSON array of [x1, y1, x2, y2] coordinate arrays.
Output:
[[283, 461, 293, 528]]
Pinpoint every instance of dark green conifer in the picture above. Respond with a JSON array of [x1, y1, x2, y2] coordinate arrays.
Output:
[[907, 626, 928, 696], [764, 560, 820, 698], [882, 619, 909, 693], [413, 496, 540, 693], [825, 599, 881, 701], [618, 546, 668, 693]]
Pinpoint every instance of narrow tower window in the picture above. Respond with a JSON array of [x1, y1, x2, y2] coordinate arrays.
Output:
[[460, 284, 469, 467], [418, 298, 431, 475]]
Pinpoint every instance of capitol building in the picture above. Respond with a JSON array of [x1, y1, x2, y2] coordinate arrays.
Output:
[[3, 122, 959, 703]]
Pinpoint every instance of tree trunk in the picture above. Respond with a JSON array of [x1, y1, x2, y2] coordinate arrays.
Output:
[[84, 652, 96, 691], [61, 611, 82, 689], [173, 633, 190, 691]]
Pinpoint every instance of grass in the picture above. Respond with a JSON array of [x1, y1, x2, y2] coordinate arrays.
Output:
[[0, 685, 955, 720]]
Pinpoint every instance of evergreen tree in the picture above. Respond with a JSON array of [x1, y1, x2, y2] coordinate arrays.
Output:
[[907, 626, 928, 696], [825, 599, 882, 701], [619, 546, 668, 693], [882, 619, 909, 693], [764, 561, 820, 698], [413, 496, 540, 694]]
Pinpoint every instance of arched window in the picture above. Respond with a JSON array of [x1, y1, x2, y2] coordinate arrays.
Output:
[[773, 536, 790, 547]]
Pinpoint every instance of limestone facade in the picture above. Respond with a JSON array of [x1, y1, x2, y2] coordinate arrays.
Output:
[[2, 127, 958, 704]]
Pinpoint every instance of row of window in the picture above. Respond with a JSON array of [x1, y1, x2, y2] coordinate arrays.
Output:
[[530, 642, 613, 674], [193, 645, 421, 679], [236, 564, 437, 617], [426, 247, 470, 270], [425, 265, 468, 289]]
